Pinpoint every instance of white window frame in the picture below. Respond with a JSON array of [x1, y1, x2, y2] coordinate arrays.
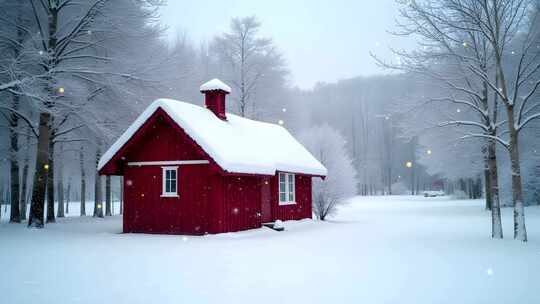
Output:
[[161, 166, 179, 197], [278, 172, 296, 205]]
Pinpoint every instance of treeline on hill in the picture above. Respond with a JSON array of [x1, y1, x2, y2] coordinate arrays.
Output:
[[1, 1, 540, 239]]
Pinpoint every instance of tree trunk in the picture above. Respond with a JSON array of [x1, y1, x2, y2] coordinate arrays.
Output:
[[9, 94, 21, 223], [46, 135, 55, 223], [508, 117, 527, 242], [469, 179, 474, 199], [487, 140, 503, 239], [94, 147, 103, 218], [119, 176, 123, 215], [476, 177, 482, 199], [66, 177, 71, 214], [28, 113, 51, 228], [56, 144, 64, 218], [492, 38, 526, 241], [410, 169, 415, 195], [80, 146, 86, 216], [105, 175, 111, 216], [20, 128, 31, 221], [484, 152, 492, 210], [388, 166, 392, 195]]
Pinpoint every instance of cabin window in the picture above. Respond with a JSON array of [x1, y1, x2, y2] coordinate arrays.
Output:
[[279, 173, 295, 205], [161, 166, 178, 197]]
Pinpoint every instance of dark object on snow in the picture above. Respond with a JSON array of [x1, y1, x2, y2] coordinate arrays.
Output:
[[263, 221, 285, 232], [423, 191, 445, 197]]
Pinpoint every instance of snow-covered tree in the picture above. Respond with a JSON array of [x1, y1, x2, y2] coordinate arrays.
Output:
[[299, 124, 357, 220]]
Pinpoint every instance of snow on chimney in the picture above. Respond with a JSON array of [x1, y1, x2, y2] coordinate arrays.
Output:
[[200, 78, 231, 120]]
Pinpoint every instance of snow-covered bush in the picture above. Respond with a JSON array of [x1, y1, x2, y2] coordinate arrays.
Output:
[[273, 220, 284, 229], [299, 124, 357, 220]]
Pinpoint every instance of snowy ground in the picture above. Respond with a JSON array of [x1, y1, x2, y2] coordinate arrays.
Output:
[[1, 196, 540, 304]]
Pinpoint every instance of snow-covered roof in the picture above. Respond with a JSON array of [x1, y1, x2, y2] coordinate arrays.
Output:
[[98, 98, 327, 177], [200, 78, 231, 93]]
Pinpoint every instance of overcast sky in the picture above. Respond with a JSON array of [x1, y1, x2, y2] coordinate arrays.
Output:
[[159, 0, 413, 89]]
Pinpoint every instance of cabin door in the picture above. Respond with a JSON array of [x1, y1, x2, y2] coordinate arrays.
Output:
[[261, 177, 272, 223]]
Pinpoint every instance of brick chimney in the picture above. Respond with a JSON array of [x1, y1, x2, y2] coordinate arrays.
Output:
[[200, 78, 231, 120]]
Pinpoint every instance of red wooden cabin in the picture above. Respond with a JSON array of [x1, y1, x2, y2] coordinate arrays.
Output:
[[98, 79, 327, 235]]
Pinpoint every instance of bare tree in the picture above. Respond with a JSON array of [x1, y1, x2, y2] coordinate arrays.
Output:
[[211, 16, 286, 118], [16, 0, 165, 227], [373, 0, 518, 239], [27, 0, 107, 227], [468, 0, 540, 242]]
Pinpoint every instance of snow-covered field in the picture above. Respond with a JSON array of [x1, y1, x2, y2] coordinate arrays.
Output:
[[1, 196, 540, 304]]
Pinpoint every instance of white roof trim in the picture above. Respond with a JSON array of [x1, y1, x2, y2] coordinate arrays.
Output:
[[127, 160, 209, 166]]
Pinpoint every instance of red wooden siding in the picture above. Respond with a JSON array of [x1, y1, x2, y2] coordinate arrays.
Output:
[[270, 174, 312, 221], [120, 113, 214, 235], [124, 113, 208, 163], [261, 177, 272, 223], [210, 175, 263, 233], [124, 164, 210, 234], [103, 108, 316, 235]]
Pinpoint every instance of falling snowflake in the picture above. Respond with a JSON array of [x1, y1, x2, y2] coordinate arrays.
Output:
[[486, 267, 494, 276], [232, 208, 239, 215], [182, 236, 188, 242], [126, 179, 133, 186]]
